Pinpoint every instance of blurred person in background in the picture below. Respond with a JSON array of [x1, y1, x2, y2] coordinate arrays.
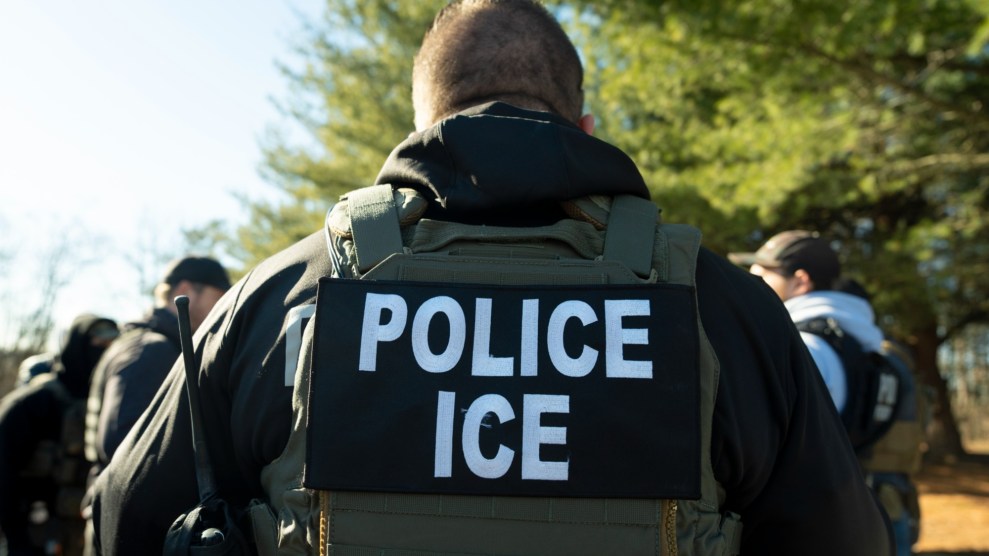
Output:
[[732, 232, 922, 556], [84, 256, 230, 468], [0, 314, 118, 556], [15, 354, 55, 388]]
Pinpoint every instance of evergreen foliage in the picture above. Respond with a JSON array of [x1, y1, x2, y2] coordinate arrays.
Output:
[[581, 0, 988, 342], [228, 2, 446, 266]]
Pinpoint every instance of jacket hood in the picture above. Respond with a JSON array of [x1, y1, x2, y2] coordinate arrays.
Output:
[[785, 291, 885, 352], [374, 102, 650, 226], [53, 313, 119, 397], [126, 307, 181, 347]]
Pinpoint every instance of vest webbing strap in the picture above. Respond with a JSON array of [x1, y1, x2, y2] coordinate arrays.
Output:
[[603, 195, 658, 278], [348, 185, 404, 274], [323, 491, 676, 556]]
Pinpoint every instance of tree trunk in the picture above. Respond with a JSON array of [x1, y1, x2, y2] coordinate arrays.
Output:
[[912, 322, 966, 460]]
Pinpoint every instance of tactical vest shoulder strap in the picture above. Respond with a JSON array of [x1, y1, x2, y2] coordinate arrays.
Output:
[[345, 184, 404, 274], [340, 185, 661, 280], [602, 195, 658, 278]]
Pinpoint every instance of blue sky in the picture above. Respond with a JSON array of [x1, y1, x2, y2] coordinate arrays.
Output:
[[0, 0, 323, 348]]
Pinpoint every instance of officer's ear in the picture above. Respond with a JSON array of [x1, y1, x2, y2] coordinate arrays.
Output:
[[790, 269, 816, 297], [578, 113, 595, 135]]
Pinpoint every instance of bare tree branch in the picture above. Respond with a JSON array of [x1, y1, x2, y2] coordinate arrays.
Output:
[[885, 153, 989, 177], [939, 309, 989, 347]]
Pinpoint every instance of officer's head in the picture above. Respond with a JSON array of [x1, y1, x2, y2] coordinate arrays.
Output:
[[412, 0, 590, 133], [154, 256, 231, 332], [728, 230, 840, 301]]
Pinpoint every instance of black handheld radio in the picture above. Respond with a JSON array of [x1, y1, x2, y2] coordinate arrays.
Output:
[[162, 295, 250, 555]]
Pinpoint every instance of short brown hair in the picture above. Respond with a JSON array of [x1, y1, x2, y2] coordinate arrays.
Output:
[[412, 0, 584, 130]]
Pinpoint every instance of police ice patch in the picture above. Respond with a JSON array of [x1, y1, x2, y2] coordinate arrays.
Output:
[[304, 279, 701, 499]]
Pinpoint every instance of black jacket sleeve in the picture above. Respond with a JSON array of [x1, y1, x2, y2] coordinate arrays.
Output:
[[92, 233, 328, 555]]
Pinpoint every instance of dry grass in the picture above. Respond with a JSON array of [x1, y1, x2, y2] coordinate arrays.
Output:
[[914, 459, 989, 555]]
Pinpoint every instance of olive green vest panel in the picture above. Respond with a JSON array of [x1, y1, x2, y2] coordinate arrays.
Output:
[[320, 492, 677, 556], [862, 421, 925, 475], [255, 186, 742, 556]]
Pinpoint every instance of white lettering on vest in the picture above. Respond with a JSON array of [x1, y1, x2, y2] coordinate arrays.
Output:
[[282, 303, 316, 386], [434, 391, 456, 478], [435, 392, 571, 481], [521, 394, 570, 480], [412, 296, 466, 373], [873, 373, 900, 421], [547, 300, 598, 377], [462, 394, 516, 479], [520, 299, 539, 377], [472, 298, 514, 376], [359, 294, 407, 372], [605, 299, 653, 379], [356, 293, 655, 378]]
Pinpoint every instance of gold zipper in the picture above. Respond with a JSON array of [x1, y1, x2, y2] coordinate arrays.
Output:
[[661, 499, 678, 556], [320, 491, 331, 556]]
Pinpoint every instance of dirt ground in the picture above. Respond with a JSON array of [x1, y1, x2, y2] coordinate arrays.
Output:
[[914, 455, 989, 555]]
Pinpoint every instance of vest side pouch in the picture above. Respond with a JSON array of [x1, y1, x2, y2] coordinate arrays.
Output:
[[665, 224, 742, 556], [256, 317, 322, 556], [246, 499, 277, 556]]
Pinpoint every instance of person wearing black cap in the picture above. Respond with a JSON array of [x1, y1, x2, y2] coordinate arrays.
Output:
[[734, 235, 922, 556], [84, 256, 231, 468], [0, 313, 119, 556], [729, 231, 885, 414]]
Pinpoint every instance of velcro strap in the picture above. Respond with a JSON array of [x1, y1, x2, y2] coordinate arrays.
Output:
[[348, 185, 404, 274], [603, 195, 658, 278]]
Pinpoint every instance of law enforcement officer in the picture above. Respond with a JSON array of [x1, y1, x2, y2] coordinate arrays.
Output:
[[728, 230, 876, 411], [92, 2, 892, 554], [731, 232, 920, 555]]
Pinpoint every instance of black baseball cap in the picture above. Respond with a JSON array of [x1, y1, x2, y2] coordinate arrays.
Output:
[[162, 256, 231, 291], [728, 230, 840, 289]]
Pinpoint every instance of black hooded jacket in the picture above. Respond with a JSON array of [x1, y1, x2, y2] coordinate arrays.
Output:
[[0, 314, 117, 554], [86, 307, 181, 466], [92, 104, 891, 556]]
